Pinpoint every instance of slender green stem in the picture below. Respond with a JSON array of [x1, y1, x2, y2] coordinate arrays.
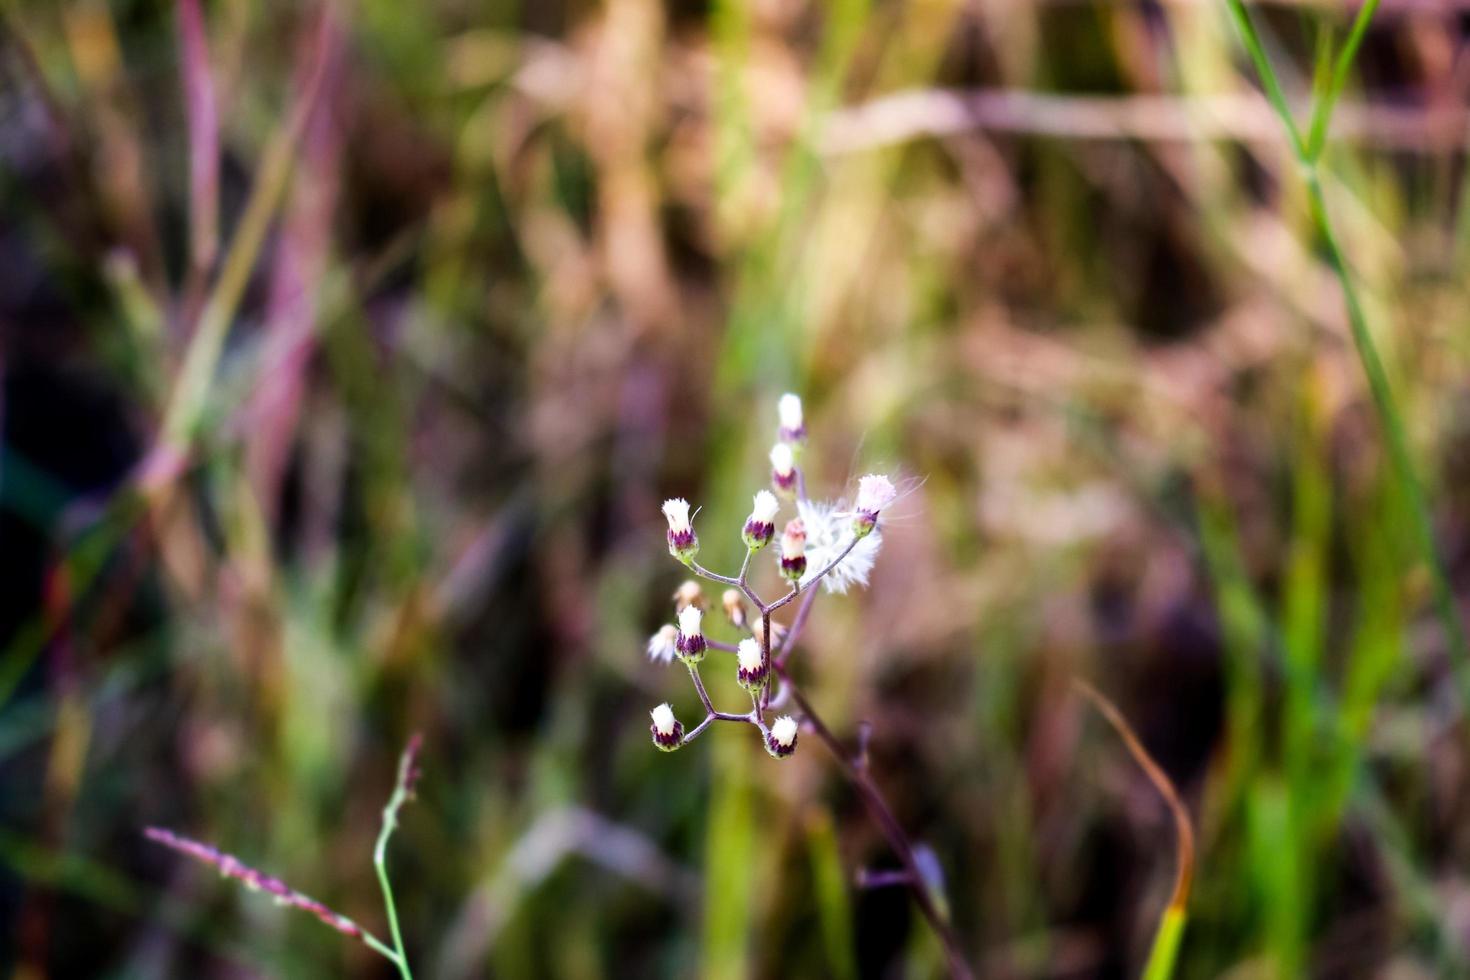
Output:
[[1222, 0, 1305, 157], [1302, 172, 1470, 700], [373, 739, 421, 980], [1305, 0, 1383, 162], [363, 933, 402, 964], [1225, 0, 1470, 704]]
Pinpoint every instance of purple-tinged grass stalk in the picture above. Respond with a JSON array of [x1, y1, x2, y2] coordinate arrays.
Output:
[[1074, 681, 1194, 980], [141, 827, 371, 940], [146, 735, 424, 979], [176, 0, 219, 284], [646, 392, 974, 978]]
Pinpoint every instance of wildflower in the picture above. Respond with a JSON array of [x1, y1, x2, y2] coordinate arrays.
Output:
[[853, 474, 897, 538], [676, 604, 707, 663], [743, 490, 779, 551], [723, 589, 748, 630], [736, 637, 767, 692], [778, 393, 806, 445], [778, 518, 807, 583], [650, 703, 683, 751], [800, 498, 881, 594], [766, 715, 799, 758], [770, 443, 796, 496], [647, 624, 679, 664], [663, 498, 698, 563], [673, 580, 705, 613]]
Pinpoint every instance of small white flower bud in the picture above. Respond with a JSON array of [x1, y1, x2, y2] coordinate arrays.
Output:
[[673, 580, 705, 613], [650, 703, 683, 751], [736, 637, 767, 692], [853, 474, 896, 537], [778, 393, 806, 445], [778, 518, 807, 583], [676, 604, 706, 662], [722, 589, 748, 629], [769, 444, 796, 497], [662, 498, 699, 563], [742, 490, 779, 550], [766, 715, 799, 758], [647, 624, 679, 664]]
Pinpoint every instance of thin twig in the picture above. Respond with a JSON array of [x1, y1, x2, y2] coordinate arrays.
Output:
[[775, 587, 820, 667], [765, 536, 861, 615], [783, 681, 974, 979]]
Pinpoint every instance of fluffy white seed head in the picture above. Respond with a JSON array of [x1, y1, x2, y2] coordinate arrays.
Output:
[[651, 703, 677, 736], [750, 490, 779, 524], [770, 715, 798, 747], [678, 604, 703, 638], [778, 394, 803, 432], [662, 498, 692, 533], [799, 499, 881, 593], [855, 474, 897, 515], [769, 443, 794, 477], [737, 637, 763, 672], [647, 624, 679, 663]]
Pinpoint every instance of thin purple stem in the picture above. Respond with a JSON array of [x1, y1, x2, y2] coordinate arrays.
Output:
[[691, 557, 763, 609], [781, 678, 974, 980], [680, 663, 757, 746], [760, 612, 772, 710], [681, 711, 750, 743], [775, 587, 820, 668], [764, 536, 861, 615], [686, 663, 718, 714], [688, 561, 741, 588], [857, 869, 914, 890]]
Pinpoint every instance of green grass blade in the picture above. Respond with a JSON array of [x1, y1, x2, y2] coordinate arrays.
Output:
[[1225, 0, 1470, 709], [1304, 0, 1383, 161], [1142, 906, 1187, 980]]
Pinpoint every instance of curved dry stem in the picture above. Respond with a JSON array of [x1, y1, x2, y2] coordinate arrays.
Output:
[[1074, 678, 1194, 980], [1073, 680, 1194, 909]]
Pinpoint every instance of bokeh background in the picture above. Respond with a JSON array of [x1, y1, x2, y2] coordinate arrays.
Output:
[[5, 0, 1470, 977]]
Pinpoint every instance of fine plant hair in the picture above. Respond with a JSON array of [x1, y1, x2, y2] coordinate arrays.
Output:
[[648, 394, 974, 978], [145, 735, 424, 979]]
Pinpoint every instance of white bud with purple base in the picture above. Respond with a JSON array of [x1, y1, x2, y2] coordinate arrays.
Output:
[[742, 490, 779, 551], [676, 604, 707, 663], [650, 703, 683, 751], [766, 715, 799, 758], [852, 474, 896, 538], [770, 444, 796, 497], [663, 498, 699, 563], [736, 637, 767, 692], [778, 393, 806, 445], [647, 624, 679, 664], [778, 518, 807, 583]]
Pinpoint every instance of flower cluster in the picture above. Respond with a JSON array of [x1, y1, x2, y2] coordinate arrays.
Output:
[[643, 393, 898, 759]]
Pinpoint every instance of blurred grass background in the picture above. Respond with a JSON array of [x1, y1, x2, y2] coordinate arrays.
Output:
[[4, 0, 1470, 976]]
